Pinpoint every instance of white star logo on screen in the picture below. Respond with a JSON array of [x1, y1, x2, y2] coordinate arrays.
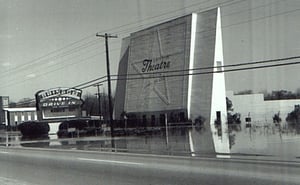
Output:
[[131, 29, 170, 105]]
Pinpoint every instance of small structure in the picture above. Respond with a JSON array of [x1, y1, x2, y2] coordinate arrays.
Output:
[[0, 96, 37, 128], [3, 107, 37, 127], [0, 96, 9, 125], [227, 91, 300, 125]]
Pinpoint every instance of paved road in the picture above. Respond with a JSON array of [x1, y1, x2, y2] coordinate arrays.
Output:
[[0, 147, 299, 185]]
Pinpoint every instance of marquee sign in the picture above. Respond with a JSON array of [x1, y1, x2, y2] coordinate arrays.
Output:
[[35, 87, 83, 120], [40, 98, 82, 108], [36, 88, 82, 101]]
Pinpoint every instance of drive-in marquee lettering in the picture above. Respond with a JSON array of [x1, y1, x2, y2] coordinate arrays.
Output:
[[41, 100, 81, 107], [37, 88, 82, 101]]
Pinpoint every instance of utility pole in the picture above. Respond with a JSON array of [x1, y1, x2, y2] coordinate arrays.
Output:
[[94, 83, 103, 121], [96, 33, 117, 138]]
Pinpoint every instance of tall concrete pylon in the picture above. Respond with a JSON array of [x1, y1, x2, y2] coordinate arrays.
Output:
[[210, 7, 230, 154]]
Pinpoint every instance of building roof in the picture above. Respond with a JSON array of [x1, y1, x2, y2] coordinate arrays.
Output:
[[3, 107, 36, 112]]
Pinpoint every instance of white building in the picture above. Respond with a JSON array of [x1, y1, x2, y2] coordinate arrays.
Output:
[[227, 91, 300, 126], [2, 107, 38, 127]]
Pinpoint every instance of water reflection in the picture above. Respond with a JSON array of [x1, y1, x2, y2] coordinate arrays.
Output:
[[0, 123, 300, 159], [20, 135, 50, 148], [0, 131, 21, 147], [46, 124, 224, 156], [228, 124, 241, 149], [230, 121, 300, 158]]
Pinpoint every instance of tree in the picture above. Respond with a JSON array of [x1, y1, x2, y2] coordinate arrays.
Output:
[[273, 111, 282, 126], [235, 90, 253, 95], [226, 97, 241, 149], [227, 113, 241, 143], [82, 93, 98, 116], [82, 92, 111, 122], [16, 98, 35, 107], [286, 105, 300, 127], [228, 113, 241, 125], [194, 115, 206, 131], [120, 111, 128, 129], [9, 101, 17, 108], [296, 88, 300, 98], [226, 97, 233, 112], [226, 97, 241, 125], [265, 90, 298, 100]]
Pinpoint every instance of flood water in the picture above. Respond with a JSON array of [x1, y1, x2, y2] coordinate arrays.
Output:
[[1, 123, 300, 160], [229, 122, 300, 159]]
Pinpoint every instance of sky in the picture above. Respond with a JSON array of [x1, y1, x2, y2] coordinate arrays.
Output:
[[0, 0, 299, 102]]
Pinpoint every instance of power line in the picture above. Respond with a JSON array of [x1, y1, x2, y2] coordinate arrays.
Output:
[[0, 53, 101, 89], [109, 60, 300, 82], [222, 7, 300, 29], [37, 2, 300, 79], [111, 0, 281, 37], [74, 55, 300, 91], [0, 38, 100, 78], [73, 76, 107, 89], [108, 55, 300, 78], [79, 80, 108, 90], [112, 0, 241, 36], [2, 34, 95, 72], [2, 1, 298, 91], [1, 0, 240, 77], [13, 56, 300, 106], [1, 0, 288, 79], [0, 47, 123, 90]]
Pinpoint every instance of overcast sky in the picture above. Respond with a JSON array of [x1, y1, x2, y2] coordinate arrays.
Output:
[[0, 0, 299, 102]]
